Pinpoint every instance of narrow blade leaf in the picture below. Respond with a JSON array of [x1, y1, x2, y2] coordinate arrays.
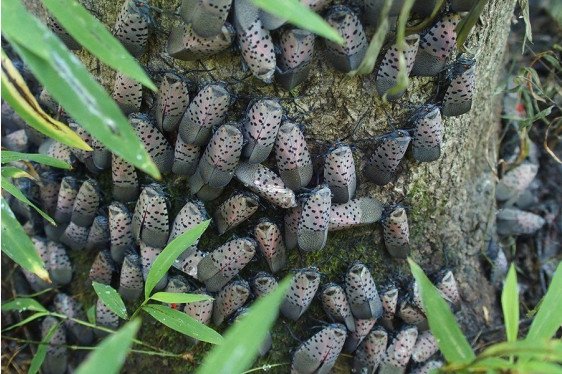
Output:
[[1, 312, 49, 332], [501, 264, 520, 343], [1, 166, 36, 181], [42, 0, 156, 90], [1, 179, 56, 225], [408, 258, 476, 364], [28, 321, 61, 374], [75, 319, 141, 374], [92, 282, 128, 320], [1, 298, 47, 313], [150, 292, 213, 304], [142, 304, 223, 345], [1, 151, 72, 169], [197, 277, 292, 374], [144, 220, 210, 298], [526, 261, 562, 341], [455, 0, 488, 50]]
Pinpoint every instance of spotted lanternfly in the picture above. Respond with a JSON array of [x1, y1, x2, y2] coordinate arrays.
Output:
[[95, 298, 119, 338], [234, 0, 276, 83], [328, 197, 384, 231], [169, 200, 207, 264], [276, 28, 315, 90], [382, 206, 410, 259], [113, 0, 151, 57], [324, 144, 356, 203], [411, 14, 461, 76], [380, 284, 399, 331], [164, 275, 191, 309], [496, 208, 545, 236], [178, 83, 231, 146], [38, 88, 59, 116], [242, 99, 283, 164], [185, 288, 214, 325], [353, 326, 388, 373], [364, 130, 411, 186], [92, 137, 111, 171], [284, 205, 301, 250], [411, 330, 438, 363], [212, 280, 251, 325], [112, 72, 142, 115], [398, 297, 427, 327], [302, 0, 331, 12], [435, 270, 461, 311], [496, 163, 538, 201], [40, 139, 77, 167], [47, 241, 72, 286], [291, 323, 347, 374], [197, 238, 256, 292], [441, 56, 476, 117], [344, 317, 377, 353], [172, 136, 201, 176], [47, 15, 81, 50], [233, 308, 272, 356], [60, 221, 90, 250], [235, 163, 297, 208], [53, 293, 94, 344], [86, 216, 109, 250], [22, 237, 50, 292], [132, 184, 170, 248], [215, 191, 259, 235], [119, 249, 144, 302], [375, 34, 420, 100], [380, 325, 418, 371], [39, 172, 60, 216], [140, 242, 168, 290], [112, 155, 139, 202], [409, 104, 443, 162], [259, 9, 286, 31], [275, 121, 313, 191], [89, 250, 116, 285], [280, 267, 321, 321], [71, 179, 100, 227], [189, 167, 225, 201], [324, 6, 368, 72], [321, 283, 355, 331], [298, 185, 331, 252], [254, 219, 287, 273], [108, 202, 134, 263], [155, 73, 190, 132], [251, 271, 278, 297], [54, 176, 80, 224], [411, 360, 444, 374], [182, 0, 232, 37], [130, 114, 175, 174], [41, 317, 68, 374], [450, 0, 473, 11], [345, 262, 383, 320], [175, 248, 207, 279], [2, 129, 29, 152], [167, 23, 235, 61]]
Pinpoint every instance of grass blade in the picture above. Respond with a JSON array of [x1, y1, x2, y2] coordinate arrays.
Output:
[[526, 261, 562, 341], [1, 151, 72, 169], [42, 0, 156, 90], [28, 321, 61, 374], [144, 220, 210, 298], [2, 179, 56, 225], [75, 319, 141, 374], [501, 264, 519, 343], [1, 298, 47, 313], [408, 258, 475, 364], [142, 304, 223, 345], [1, 312, 50, 332], [456, 0, 488, 50], [150, 292, 213, 304], [197, 277, 291, 374], [92, 282, 128, 320]]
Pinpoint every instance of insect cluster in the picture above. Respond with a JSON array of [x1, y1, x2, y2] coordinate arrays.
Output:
[[0, 0, 483, 373]]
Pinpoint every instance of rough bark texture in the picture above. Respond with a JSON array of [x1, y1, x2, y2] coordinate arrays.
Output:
[[33, 0, 517, 371]]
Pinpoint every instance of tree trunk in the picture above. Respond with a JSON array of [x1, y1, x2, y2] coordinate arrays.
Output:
[[33, 0, 517, 371]]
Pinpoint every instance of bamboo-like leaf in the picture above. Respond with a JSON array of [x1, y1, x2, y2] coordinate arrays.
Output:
[[481, 339, 562, 361], [1, 151, 72, 169], [42, 0, 156, 91], [455, 0, 488, 50], [28, 321, 61, 374], [1, 0, 160, 179], [142, 304, 223, 345], [75, 319, 141, 374], [526, 261, 562, 341], [501, 264, 520, 344], [250, 0, 343, 44], [0, 198, 50, 282], [514, 361, 562, 374], [517, 0, 532, 53], [0, 50, 90, 151], [408, 258, 476, 364], [1, 179, 56, 225], [92, 282, 128, 320], [150, 292, 213, 304], [1, 298, 47, 313], [1, 312, 50, 332], [144, 220, 210, 299], [1, 166, 36, 181], [86, 305, 96, 324], [197, 277, 292, 374]]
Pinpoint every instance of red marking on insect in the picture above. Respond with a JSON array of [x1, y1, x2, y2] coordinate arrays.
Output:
[[171, 303, 178, 310]]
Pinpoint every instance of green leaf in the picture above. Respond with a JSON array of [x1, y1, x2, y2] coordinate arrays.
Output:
[[86, 305, 96, 324], [250, 0, 343, 44], [1, 298, 47, 313], [42, 0, 156, 91], [75, 319, 141, 374], [1, 198, 50, 282], [526, 261, 562, 341], [1, 179, 56, 225], [481, 339, 562, 361], [1, 312, 49, 332], [92, 282, 128, 320], [142, 304, 223, 345], [514, 361, 562, 374], [28, 321, 61, 374], [517, 0, 532, 53], [501, 264, 519, 343], [1, 0, 160, 179], [144, 220, 210, 298], [456, 0, 488, 50], [197, 277, 292, 374], [1, 166, 37, 181], [1, 151, 72, 169], [408, 258, 476, 364], [0, 50, 91, 151], [150, 292, 213, 304]]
